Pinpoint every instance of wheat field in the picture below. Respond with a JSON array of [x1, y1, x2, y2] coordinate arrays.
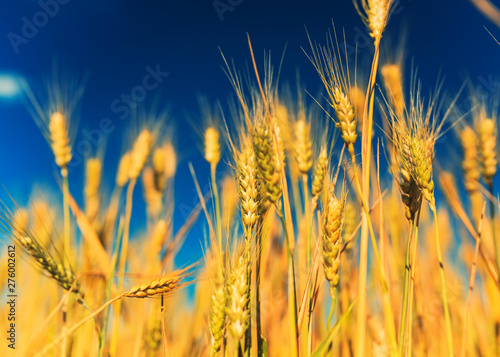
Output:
[[1, 1, 500, 356]]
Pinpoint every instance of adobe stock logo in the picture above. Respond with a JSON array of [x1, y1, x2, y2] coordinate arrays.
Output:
[[213, 0, 243, 22], [7, 0, 71, 54]]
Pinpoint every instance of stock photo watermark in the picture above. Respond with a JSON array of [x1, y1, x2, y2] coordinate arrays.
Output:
[[7, 0, 72, 54], [213, 0, 243, 22], [55, 64, 169, 174]]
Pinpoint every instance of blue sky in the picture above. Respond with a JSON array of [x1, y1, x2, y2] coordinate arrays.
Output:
[[0, 0, 499, 267]]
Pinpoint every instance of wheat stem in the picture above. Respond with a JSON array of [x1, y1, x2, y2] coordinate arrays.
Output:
[[431, 204, 453, 357], [398, 220, 414, 356], [488, 183, 499, 275], [357, 39, 381, 357], [461, 202, 486, 357], [302, 174, 314, 355], [211, 164, 222, 252], [110, 178, 137, 356], [62, 170, 71, 267], [98, 217, 125, 357], [277, 208, 299, 357]]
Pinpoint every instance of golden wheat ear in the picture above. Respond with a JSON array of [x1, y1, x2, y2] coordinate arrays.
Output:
[[124, 265, 196, 299], [0, 194, 83, 299]]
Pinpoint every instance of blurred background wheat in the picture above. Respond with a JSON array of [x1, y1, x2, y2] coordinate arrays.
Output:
[[1, 1, 500, 356]]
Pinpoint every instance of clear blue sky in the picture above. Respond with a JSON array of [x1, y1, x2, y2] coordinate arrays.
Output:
[[0, 0, 499, 267]]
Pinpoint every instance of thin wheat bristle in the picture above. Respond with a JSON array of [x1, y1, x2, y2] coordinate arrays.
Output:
[[381, 63, 405, 118], [125, 274, 182, 298], [49, 111, 72, 171], [477, 117, 498, 186], [252, 123, 282, 207], [461, 126, 481, 193], [85, 157, 102, 223], [12, 208, 29, 239], [129, 129, 154, 180], [226, 254, 249, 340], [293, 119, 313, 174], [205, 126, 221, 166]]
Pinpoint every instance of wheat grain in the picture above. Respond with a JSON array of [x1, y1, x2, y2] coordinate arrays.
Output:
[[129, 129, 154, 180], [252, 123, 282, 207], [125, 275, 182, 298], [205, 127, 221, 167], [84, 157, 102, 224], [461, 126, 481, 193], [49, 112, 72, 173], [311, 145, 329, 208], [226, 254, 249, 341], [477, 117, 498, 185], [293, 119, 313, 175], [354, 0, 394, 42], [322, 192, 344, 297]]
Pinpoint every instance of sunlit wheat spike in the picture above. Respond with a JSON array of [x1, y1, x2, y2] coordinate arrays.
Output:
[[0, 205, 81, 296], [388, 76, 452, 209], [334, 86, 358, 154], [343, 201, 357, 251], [205, 126, 221, 167], [209, 266, 227, 356], [236, 141, 261, 231], [354, 0, 394, 42], [293, 119, 313, 174], [22, 69, 86, 176], [312, 145, 329, 206], [49, 111, 73, 172], [322, 191, 344, 297], [477, 116, 498, 186], [306, 28, 357, 154], [125, 274, 182, 298], [252, 122, 283, 207], [460, 126, 481, 193], [409, 135, 435, 204], [129, 129, 154, 180], [226, 254, 249, 341]]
